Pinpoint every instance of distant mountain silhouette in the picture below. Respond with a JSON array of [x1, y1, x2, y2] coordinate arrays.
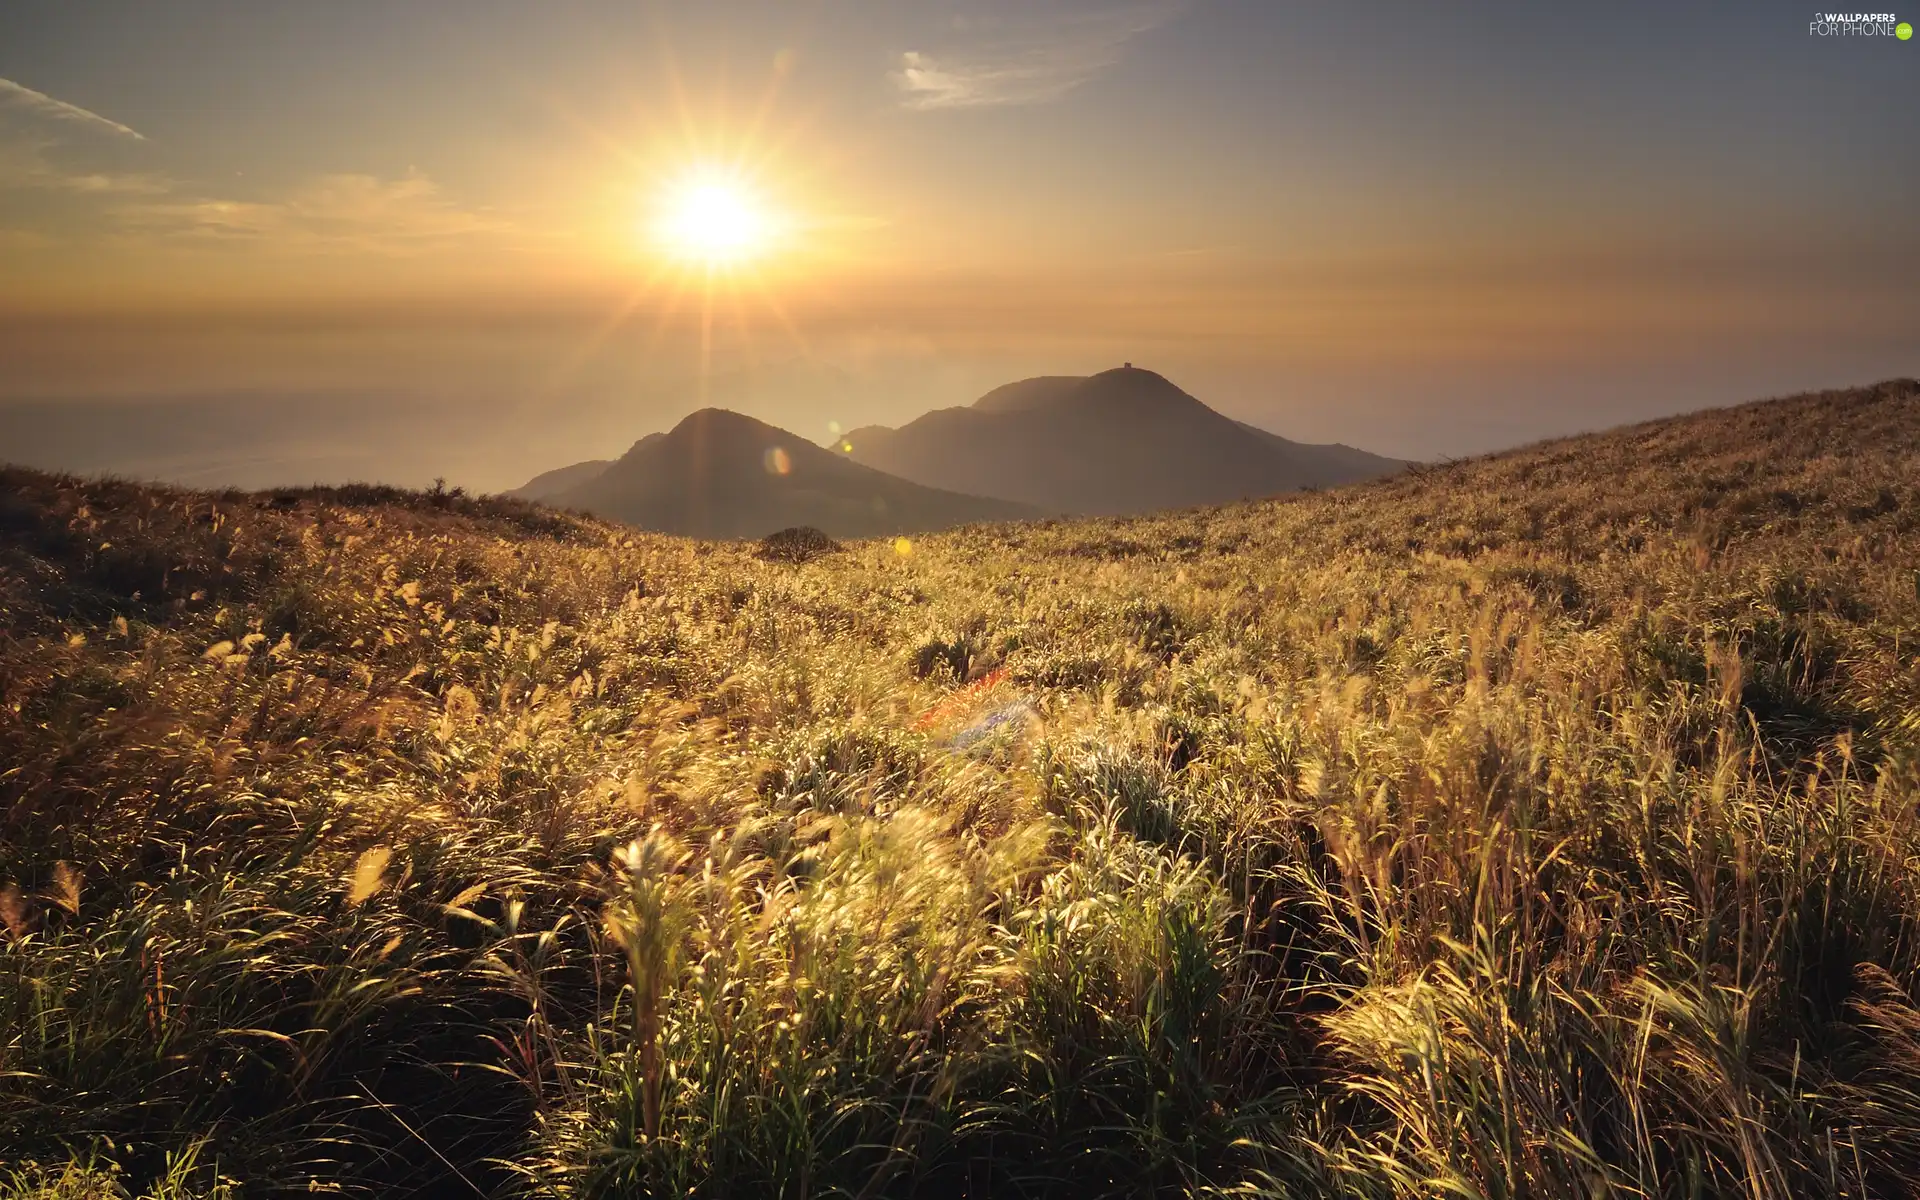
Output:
[[969, 376, 1086, 413], [507, 433, 676, 503], [529, 409, 1036, 539], [841, 366, 1404, 516], [510, 458, 615, 502]]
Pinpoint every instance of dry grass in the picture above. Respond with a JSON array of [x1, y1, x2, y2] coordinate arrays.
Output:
[[2, 379, 1918, 1197]]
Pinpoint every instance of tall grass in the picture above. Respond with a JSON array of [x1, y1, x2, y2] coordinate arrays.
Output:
[[2, 378, 1918, 1196]]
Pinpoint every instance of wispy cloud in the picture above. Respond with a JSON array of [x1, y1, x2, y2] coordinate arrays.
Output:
[[121, 171, 513, 253], [0, 79, 512, 269], [893, 1, 1183, 110], [0, 124, 509, 257], [0, 135, 168, 194], [0, 77, 144, 140]]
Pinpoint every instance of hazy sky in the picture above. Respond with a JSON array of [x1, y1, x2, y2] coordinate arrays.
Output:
[[1, 1, 1915, 488]]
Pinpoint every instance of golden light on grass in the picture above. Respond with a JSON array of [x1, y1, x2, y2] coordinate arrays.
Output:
[[10, 382, 1920, 1191], [347, 846, 392, 907]]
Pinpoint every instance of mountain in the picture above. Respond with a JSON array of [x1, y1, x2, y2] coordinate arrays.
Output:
[[508, 433, 667, 501], [510, 459, 613, 502], [840, 366, 1405, 516], [537, 408, 1037, 538], [970, 376, 1087, 413]]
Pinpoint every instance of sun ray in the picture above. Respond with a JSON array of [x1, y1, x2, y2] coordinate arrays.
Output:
[[735, 266, 815, 362], [512, 26, 882, 433]]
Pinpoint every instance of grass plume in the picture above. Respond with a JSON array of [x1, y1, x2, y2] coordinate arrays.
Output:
[[1, 379, 1918, 1196]]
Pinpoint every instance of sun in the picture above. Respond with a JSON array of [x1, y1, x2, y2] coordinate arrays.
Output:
[[651, 171, 776, 267]]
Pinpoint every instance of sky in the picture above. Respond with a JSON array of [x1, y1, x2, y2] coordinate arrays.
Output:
[[1, 0, 1916, 489]]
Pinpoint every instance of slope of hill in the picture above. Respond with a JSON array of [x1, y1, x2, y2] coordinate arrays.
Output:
[[842, 365, 1405, 514], [508, 456, 613, 501], [536, 408, 1037, 538], [3, 379, 1919, 1197], [970, 374, 1086, 413], [508, 433, 667, 502]]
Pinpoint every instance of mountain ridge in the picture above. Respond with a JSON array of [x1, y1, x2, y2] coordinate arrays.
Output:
[[540, 407, 1036, 539], [840, 365, 1405, 515], [513, 365, 1405, 528]]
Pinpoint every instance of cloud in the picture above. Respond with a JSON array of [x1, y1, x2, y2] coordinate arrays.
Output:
[[0, 128, 509, 258], [120, 171, 513, 253], [893, 2, 1183, 110], [0, 78, 158, 196], [0, 134, 169, 195], [0, 77, 144, 140], [0, 81, 508, 267]]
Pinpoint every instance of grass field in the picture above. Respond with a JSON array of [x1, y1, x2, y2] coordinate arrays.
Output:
[[3, 379, 1919, 1198]]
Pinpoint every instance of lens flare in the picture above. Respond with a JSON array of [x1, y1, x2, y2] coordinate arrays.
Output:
[[763, 446, 791, 475]]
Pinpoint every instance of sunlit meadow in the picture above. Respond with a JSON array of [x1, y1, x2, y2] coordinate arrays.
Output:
[[4, 380, 1920, 1198]]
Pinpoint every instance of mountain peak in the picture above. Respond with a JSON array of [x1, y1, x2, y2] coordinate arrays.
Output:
[[513, 367, 1403, 532], [969, 367, 1198, 417], [1083, 363, 1176, 389], [1071, 365, 1209, 416], [666, 407, 783, 440], [521, 407, 1036, 539], [845, 365, 1404, 515]]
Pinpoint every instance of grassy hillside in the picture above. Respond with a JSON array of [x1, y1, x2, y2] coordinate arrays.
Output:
[[3, 379, 1919, 1198]]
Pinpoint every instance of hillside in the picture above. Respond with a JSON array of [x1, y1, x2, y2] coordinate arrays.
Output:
[[508, 434, 668, 504], [532, 408, 1036, 538], [842, 365, 1405, 514], [509, 457, 614, 502], [3, 379, 1920, 1198]]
